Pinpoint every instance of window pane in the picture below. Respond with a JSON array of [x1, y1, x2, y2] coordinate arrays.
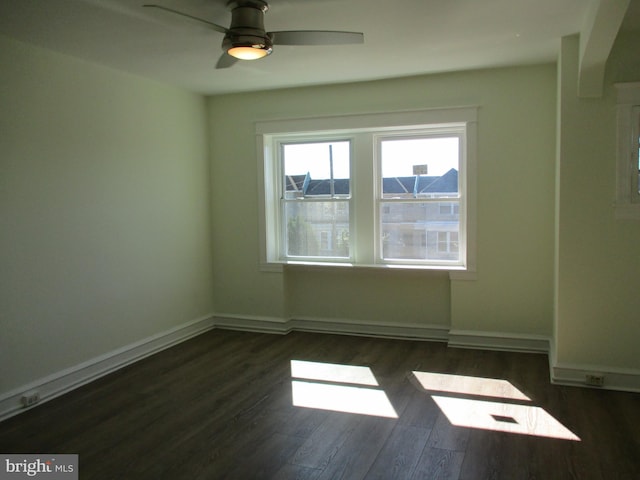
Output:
[[283, 141, 350, 199], [285, 201, 349, 258], [381, 201, 459, 261], [381, 137, 459, 198]]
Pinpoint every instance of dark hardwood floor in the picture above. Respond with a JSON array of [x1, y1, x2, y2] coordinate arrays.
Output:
[[1, 329, 639, 479]]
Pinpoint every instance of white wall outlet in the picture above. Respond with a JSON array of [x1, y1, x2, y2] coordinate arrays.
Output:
[[585, 374, 605, 387], [20, 391, 41, 407]]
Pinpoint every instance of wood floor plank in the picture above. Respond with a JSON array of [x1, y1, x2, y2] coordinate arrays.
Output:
[[364, 424, 430, 480], [397, 387, 441, 430], [271, 463, 322, 480], [458, 430, 529, 480], [289, 412, 361, 470], [426, 413, 470, 452], [223, 432, 304, 480], [315, 416, 396, 480], [411, 447, 464, 480]]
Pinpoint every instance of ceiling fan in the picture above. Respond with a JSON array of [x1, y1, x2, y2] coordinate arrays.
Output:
[[143, 1, 364, 69]]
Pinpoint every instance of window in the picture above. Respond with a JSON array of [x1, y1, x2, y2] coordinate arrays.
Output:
[[257, 108, 477, 274], [283, 141, 351, 259], [379, 135, 462, 263], [615, 82, 640, 219]]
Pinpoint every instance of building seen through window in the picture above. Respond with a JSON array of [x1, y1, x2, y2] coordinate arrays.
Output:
[[284, 167, 460, 261]]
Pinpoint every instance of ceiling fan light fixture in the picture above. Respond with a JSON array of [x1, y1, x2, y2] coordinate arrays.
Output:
[[144, 1, 364, 70], [227, 44, 272, 60]]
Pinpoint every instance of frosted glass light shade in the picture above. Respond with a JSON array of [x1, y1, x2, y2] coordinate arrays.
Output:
[[228, 45, 270, 60]]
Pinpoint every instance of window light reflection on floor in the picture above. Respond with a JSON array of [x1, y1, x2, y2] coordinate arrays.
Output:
[[431, 395, 581, 441], [291, 380, 398, 418], [291, 360, 379, 386], [290, 360, 398, 418], [412, 371, 581, 442], [412, 371, 531, 401]]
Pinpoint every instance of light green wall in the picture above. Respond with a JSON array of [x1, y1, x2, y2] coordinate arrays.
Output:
[[285, 268, 451, 326], [554, 33, 640, 370], [208, 65, 557, 333], [0, 36, 214, 393]]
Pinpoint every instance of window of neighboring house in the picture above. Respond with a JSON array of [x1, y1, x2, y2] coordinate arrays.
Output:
[[438, 202, 460, 216], [437, 231, 459, 255], [256, 107, 477, 275], [615, 82, 640, 219]]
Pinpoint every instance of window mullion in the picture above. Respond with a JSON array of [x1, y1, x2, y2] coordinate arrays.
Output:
[[352, 133, 375, 264]]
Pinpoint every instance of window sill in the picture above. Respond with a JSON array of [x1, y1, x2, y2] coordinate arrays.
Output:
[[260, 260, 476, 280]]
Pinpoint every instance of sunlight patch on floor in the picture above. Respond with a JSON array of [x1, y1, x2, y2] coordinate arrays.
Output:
[[290, 360, 397, 418], [412, 371, 531, 401], [412, 371, 581, 441], [292, 380, 398, 418], [291, 359, 379, 386], [431, 395, 581, 441]]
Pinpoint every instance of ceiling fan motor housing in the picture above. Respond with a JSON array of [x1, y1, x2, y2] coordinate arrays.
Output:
[[223, 0, 273, 55]]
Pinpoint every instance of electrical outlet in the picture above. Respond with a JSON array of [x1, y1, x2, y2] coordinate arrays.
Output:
[[585, 374, 604, 387], [20, 391, 40, 408]]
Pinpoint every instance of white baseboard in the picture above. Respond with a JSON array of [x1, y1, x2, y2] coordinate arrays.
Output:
[[213, 314, 450, 342], [0, 315, 216, 422], [548, 339, 640, 392], [214, 316, 547, 350], [448, 329, 550, 353], [214, 314, 291, 334], [290, 316, 450, 341], [550, 362, 640, 393]]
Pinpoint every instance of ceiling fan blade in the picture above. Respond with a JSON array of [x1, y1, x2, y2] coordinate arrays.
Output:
[[216, 53, 239, 69], [143, 4, 228, 35], [269, 30, 364, 46]]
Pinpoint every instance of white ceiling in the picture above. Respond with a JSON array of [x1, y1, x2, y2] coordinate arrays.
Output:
[[0, 0, 637, 95]]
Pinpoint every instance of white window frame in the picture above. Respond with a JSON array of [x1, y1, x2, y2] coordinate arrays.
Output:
[[256, 107, 478, 278], [279, 136, 354, 262], [614, 82, 640, 220], [375, 129, 466, 268]]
